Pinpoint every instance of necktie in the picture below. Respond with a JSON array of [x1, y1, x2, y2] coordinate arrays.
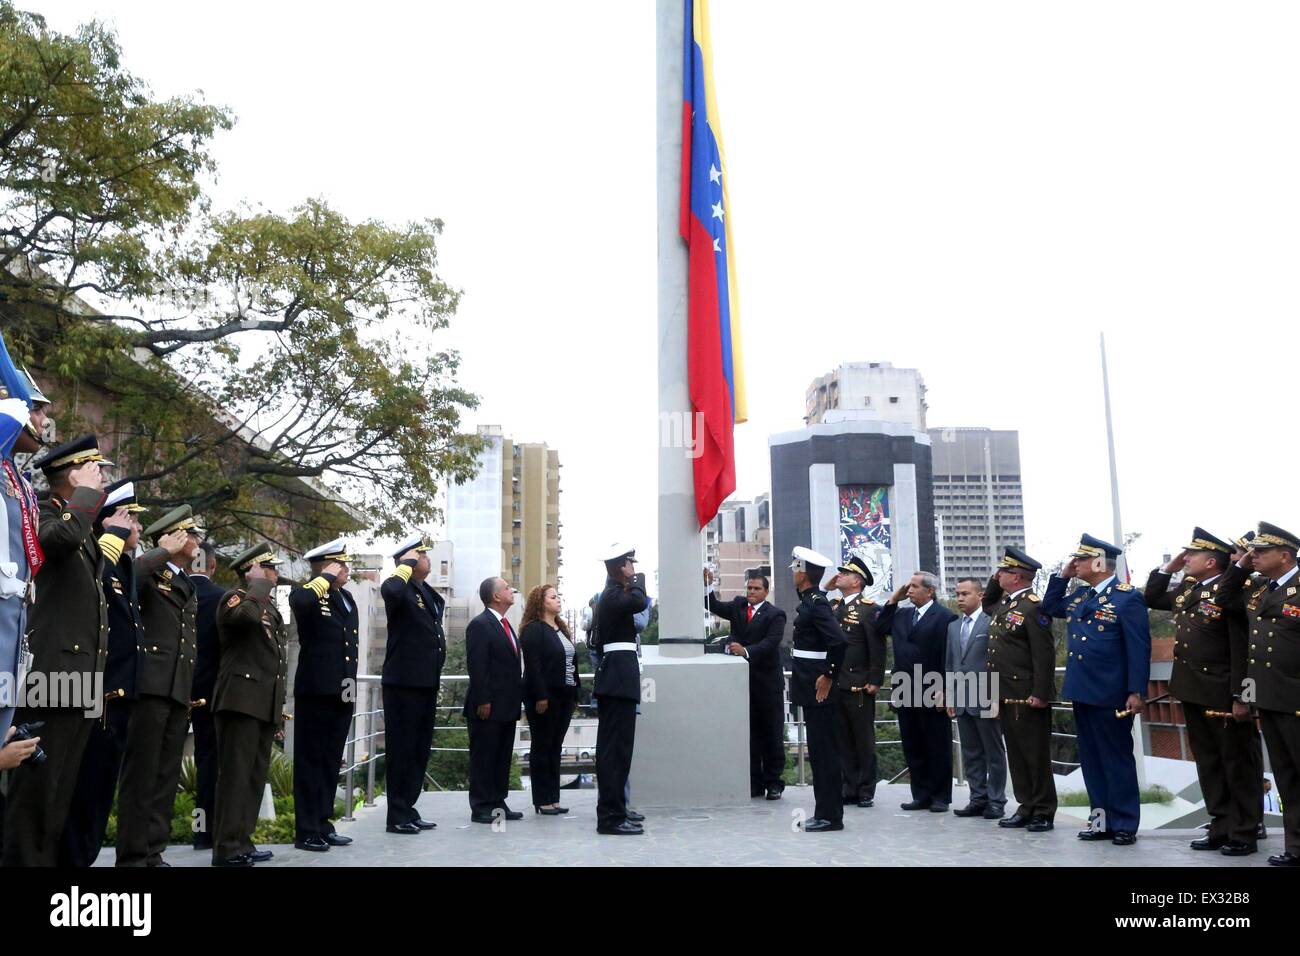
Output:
[[910, 607, 920, 628], [1269, 580, 1280, 592], [501, 617, 518, 656], [960, 616, 972, 654], [747, 604, 755, 623]]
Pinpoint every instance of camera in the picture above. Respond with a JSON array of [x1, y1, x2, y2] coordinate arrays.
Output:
[[9, 721, 46, 767]]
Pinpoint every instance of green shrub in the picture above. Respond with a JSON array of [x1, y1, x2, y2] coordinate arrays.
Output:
[[1059, 785, 1174, 806], [266, 749, 294, 798]]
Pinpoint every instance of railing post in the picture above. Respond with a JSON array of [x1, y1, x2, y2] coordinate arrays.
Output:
[[344, 701, 357, 822], [366, 682, 378, 807], [796, 705, 806, 787]]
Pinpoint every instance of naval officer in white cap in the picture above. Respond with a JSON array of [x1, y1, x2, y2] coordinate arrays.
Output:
[[788, 546, 847, 831]]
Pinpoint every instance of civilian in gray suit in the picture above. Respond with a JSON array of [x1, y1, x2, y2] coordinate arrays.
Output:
[[945, 577, 1007, 819]]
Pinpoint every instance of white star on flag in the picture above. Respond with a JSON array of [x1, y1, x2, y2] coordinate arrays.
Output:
[[709, 163, 722, 184], [711, 201, 724, 221], [712, 237, 721, 252]]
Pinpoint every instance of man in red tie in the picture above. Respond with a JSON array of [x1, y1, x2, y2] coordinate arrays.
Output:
[[704, 567, 788, 799], [463, 576, 524, 824]]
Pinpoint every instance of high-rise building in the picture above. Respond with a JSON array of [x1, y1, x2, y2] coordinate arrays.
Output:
[[445, 425, 562, 601], [704, 494, 772, 596], [928, 427, 1025, 595], [805, 361, 928, 428]]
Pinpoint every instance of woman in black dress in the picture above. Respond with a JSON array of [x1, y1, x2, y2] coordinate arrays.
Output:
[[521, 584, 579, 814]]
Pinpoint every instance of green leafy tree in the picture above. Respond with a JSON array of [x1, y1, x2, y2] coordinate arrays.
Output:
[[0, 3, 482, 546]]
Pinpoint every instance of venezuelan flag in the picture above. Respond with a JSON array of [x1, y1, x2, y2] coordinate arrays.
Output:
[[679, 0, 746, 529]]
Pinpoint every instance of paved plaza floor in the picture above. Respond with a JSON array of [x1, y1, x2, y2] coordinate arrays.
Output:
[[92, 783, 1274, 867]]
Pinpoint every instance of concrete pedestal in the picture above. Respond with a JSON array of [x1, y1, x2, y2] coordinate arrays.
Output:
[[631, 646, 752, 808]]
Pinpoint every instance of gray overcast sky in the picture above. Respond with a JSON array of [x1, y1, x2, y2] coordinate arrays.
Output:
[[36, 0, 1300, 606]]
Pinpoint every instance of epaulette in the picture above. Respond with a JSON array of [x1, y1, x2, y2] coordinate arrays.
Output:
[[1116, 583, 1134, 591], [808, 592, 828, 604], [1026, 593, 1041, 603], [861, 597, 876, 605], [225, 591, 244, 609]]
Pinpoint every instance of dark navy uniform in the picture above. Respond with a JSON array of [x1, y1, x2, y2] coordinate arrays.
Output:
[[1145, 528, 1261, 851], [789, 578, 847, 827], [1042, 534, 1150, 839], [60, 482, 165, 866], [379, 537, 446, 831], [290, 539, 360, 848], [188, 567, 226, 849], [117, 504, 200, 867], [592, 564, 648, 832]]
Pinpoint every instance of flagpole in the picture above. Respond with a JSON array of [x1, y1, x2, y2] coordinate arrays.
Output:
[[657, 0, 704, 656], [1100, 332, 1127, 582], [1101, 331, 1146, 785]]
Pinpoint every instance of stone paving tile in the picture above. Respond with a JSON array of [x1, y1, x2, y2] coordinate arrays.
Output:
[[92, 783, 1274, 868]]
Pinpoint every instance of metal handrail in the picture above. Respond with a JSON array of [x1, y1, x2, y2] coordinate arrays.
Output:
[[331, 666, 1087, 816]]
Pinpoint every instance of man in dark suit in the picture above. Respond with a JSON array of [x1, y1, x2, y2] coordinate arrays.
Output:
[[211, 543, 289, 867], [290, 537, 359, 852], [189, 541, 225, 850], [592, 544, 649, 834], [945, 575, 1007, 821], [463, 576, 523, 824], [828, 552, 886, 808], [116, 504, 202, 867], [3, 435, 110, 867], [704, 567, 787, 799], [877, 570, 957, 812], [1146, 528, 1260, 856], [380, 534, 446, 834]]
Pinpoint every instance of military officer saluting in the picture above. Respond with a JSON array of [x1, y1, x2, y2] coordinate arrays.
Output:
[[116, 504, 203, 867], [788, 546, 847, 832], [1042, 534, 1150, 845], [3, 434, 112, 867], [828, 550, 885, 809], [1146, 528, 1260, 856], [60, 481, 164, 866], [983, 546, 1057, 832], [290, 538, 359, 852], [211, 543, 289, 867], [379, 533, 446, 835], [1222, 522, 1300, 867], [592, 543, 648, 835]]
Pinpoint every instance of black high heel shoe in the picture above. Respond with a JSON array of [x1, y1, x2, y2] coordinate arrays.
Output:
[[535, 806, 565, 816]]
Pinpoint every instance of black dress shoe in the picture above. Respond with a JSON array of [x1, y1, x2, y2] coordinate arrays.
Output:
[[857, 797, 874, 808], [1190, 835, 1229, 851], [471, 813, 496, 824], [625, 810, 645, 823], [953, 803, 987, 817], [249, 849, 273, 862], [1219, 841, 1257, 856], [387, 822, 421, 834], [295, 837, 330, 852], [804, 818, 845, 832], [412, 818, 437, 829], [1268, 851, 1300, 867], [767, 789, 784, 801], [900, 800, 932, 811], [534, 806, 565, 816], [983, 806, 1005, 820], [1027, 815, 1054, 832], [212, 853, 255, 867], [928, 802, 950, 813], [324, 833, 353, 846], [1112, 831, 1137, 845], [1076, 828, 1113, 841], [999, 813, 1030, 829], [498, 809, 523, 821], [597, 821, 644, 835]]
